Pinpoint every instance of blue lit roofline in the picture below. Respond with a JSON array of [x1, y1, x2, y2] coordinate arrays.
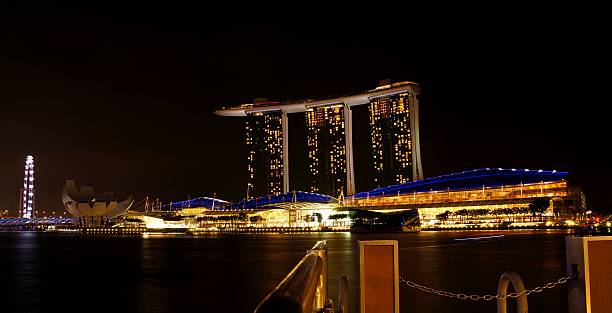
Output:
[[414, 168, 564, 181], [164, 197, 229, 204], [242, 190, 335, 201], [351, 176, 566, 198], [157, 191, 337, 211], [223, 190, 337, 210], [351, 168, 568, 198], [394, 168, 566, 186], [187, 196, 229, 203], [158, 196, 229, 209]]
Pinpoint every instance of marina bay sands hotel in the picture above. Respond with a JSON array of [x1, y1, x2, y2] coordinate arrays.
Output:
[[215, 81, 423, 198]]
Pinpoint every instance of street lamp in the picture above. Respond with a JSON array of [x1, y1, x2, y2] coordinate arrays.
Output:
[[586, 210, 592, 222]]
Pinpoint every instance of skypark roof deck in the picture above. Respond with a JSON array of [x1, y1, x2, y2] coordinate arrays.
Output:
[[214, 81, 420, 116]]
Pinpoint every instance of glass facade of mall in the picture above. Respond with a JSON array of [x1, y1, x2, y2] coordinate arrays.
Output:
[[346, 168, 585, 227]]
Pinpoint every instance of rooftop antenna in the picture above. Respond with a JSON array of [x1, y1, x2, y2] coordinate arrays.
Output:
[[378, 78, 392, 86], [212, 192, 217, 210]]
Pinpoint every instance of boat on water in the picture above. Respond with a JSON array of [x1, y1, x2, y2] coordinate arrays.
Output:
[[453, 234, 505, 241], [350, 223, 421, 233], [349, 208, 421, 233], [402, 225, 421, 233]]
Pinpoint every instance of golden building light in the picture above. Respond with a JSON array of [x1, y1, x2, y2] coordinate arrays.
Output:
[[306, 105, 347, 198], [369, 91, 421, 187], [245, 108, 284, 198]]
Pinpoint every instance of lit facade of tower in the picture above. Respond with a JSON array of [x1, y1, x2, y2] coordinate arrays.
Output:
[[245, 110, 283, 198], [19, 155, 35, 218], [215, 81, 422, 197], [369, 92, 419, 187], [306, 105, 346, 198]]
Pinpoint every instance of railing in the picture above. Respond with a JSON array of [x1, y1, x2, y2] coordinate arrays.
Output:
[[257, 237, 602, 313], [400, 271, 576, 313], [255, 240, 329, 313]]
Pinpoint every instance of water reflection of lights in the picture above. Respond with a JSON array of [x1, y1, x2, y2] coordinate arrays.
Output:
[[454, 235, 505, 241]]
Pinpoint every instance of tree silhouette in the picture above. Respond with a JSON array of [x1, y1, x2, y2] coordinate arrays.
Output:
[[249, 215, 263, 223], [529, 198, 550, 221], [312, 213, 323, 223]]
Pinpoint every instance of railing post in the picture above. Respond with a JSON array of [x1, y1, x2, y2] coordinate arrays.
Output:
[[338, 275, 349, 313], [309, 240, 328, 309], [359, 240, 399, 313], [254, 240, 327, 313], [497, 271, 528, 313]]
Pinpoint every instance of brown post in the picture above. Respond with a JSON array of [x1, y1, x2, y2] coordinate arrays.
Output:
[[359, 240, 399, 313], [566, 236, 612, 313]]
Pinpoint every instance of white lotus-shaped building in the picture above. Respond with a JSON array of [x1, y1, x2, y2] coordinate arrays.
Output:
[[61, 180, 133, 226]]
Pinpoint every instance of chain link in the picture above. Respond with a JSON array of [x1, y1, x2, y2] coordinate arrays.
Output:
[[399, 273, 576, 301]]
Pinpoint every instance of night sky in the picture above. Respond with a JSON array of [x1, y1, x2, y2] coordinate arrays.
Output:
[[1, 4, 609, 214]]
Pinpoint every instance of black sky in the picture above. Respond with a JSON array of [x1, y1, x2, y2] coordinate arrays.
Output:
[[1, 4, 609, 214]]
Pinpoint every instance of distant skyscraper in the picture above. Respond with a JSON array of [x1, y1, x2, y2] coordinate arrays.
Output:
[[369, 92, 421, 187], [306, 105, 346, 198], [19, 155, 35, 219], [245, 110, 283, 198]]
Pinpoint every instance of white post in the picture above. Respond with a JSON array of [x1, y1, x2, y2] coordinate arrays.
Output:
[[496, 271, 528, 313], [282, 111, 289, 193], [408, 94, 423, 180], [344, 104, 355, 196]]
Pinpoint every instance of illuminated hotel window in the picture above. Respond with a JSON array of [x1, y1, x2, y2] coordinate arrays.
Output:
[[306, 105, 346, 197], [245, 110, 283, 198], [369, 92, 415, 187]]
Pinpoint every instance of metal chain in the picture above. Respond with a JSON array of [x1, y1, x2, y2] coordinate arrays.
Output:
[[399, 273, 576, 301]]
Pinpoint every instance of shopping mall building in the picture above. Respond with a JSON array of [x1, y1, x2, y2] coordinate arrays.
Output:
[[345, 168, 585, 227]]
